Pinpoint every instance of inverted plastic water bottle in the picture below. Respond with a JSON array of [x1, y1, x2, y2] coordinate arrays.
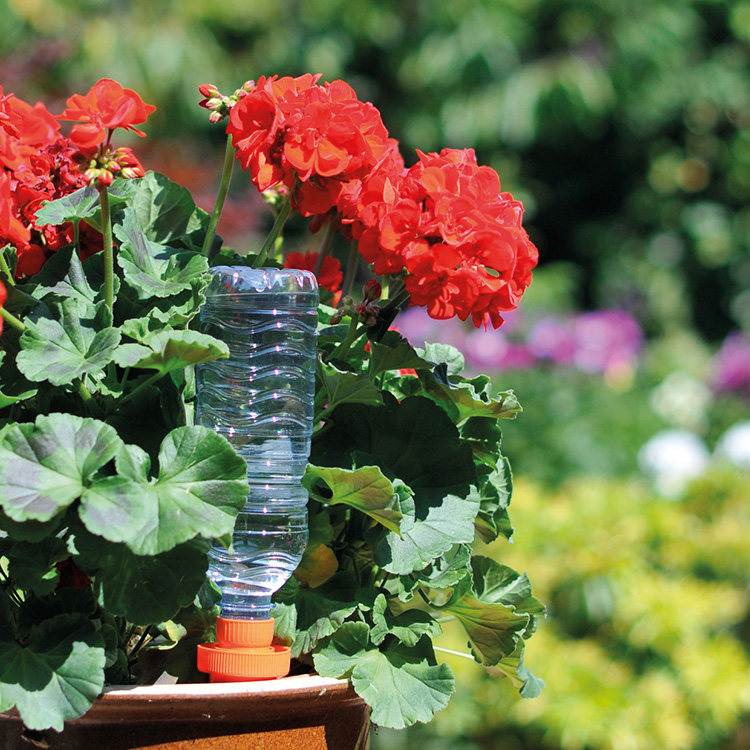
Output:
[[194, 266, 318, 681]]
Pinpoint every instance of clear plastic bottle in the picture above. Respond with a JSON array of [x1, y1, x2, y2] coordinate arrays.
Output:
[[195, 266, 318, 620]]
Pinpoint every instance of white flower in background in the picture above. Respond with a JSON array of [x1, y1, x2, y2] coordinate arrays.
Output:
[[649, 371, 713, 432], [638, 429, 710, 498], [714, 421, 750, 470]]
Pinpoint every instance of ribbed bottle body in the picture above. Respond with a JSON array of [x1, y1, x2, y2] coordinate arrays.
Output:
[[195, 266, 318, 619]]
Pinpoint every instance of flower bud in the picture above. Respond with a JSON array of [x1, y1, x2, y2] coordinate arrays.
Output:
[[362, 279, 382, 303], [198, 83, 220, 98]]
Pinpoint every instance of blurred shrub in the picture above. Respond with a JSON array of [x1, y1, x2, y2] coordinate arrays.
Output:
[[374, 470, 750, 750]]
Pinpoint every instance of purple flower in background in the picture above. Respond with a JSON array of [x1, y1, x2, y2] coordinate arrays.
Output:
[[396, 307, 467, 351], [527, 316, 577, 364], [711, 332, 750, 393], [572, 310, 643, 374], [463, 330, 536, 370], [397, 305, 644, 376]]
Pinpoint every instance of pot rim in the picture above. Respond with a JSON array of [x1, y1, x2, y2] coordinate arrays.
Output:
[[101, 673, 349, 701]]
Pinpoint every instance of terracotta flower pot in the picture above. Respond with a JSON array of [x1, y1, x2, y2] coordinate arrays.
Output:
[[0, 674, 370, 750]]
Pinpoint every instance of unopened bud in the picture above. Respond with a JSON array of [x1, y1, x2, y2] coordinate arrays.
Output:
[[198, 83, 220, 98], [362, 279, 382, 303]]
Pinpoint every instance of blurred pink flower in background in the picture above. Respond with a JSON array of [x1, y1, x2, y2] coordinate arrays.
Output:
[[711, 332, 750, 394], [397, 305, 643, 378]]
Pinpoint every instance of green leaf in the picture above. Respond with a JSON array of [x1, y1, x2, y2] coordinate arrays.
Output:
[[484, 641, 545, 698], [443, 557, 543, 666], [292, 508, 338, 589], [115, 211, 208, 300], [399, 544, 473, 599], [378, 486, 481, 575], [34, 184, 101, 226], [78, 475, 152, 547], [30, 246, 99, 307], [370, 594, 442, 647], [0, 509, 66, 542], [313, 622, 455, 729], [0, 352, 37, 410], [419, 366, 523, 422], [0, 613, 106, 731], [75, 532, 210, 624], [302, 464, 403, 534], [469, 556, 546, 620], [420, 343, 465, 375], [368, 331, 432, 379], [273, 573, 359, 659], [137, 604, 217, 685], [317, 360, 383, 412], [79, 426, 247, 555], [16, 298, 120, 385], [475, 457, 514, 543], [312, 395, 476, 506], [34, 179, 136, 228], [313, 396, 479, 575], [459, 417, 504, 468], [113, 329, 228, 375], [125, 171, 210, 247], [7, 538, 68, 596], [0, 414, 123, 523]]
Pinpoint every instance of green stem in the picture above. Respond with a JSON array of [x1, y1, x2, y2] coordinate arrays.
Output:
[[253, 192, 292, 268], [339, 241, 360, 301], [433, 646, 474, 660], [331, 313, 360, 362], [128, 625, 155, 658], [380, 275, 390, 299], [117, 371, 164, 407], [202, 135, 236, 257], [380, 286, 411, 319], [99, 186, 114, 315], [77, 380, 94, 404], [1, 582, 23, 609], [0, 252, 15, 285], [313, 218, 336, 277], [0, 308, 26, 333]]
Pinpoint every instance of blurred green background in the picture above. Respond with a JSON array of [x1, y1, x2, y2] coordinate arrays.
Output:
[[3, 0, 749, 748]]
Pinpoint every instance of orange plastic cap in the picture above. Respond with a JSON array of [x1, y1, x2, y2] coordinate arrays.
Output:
[[196, 617, 291, 682]]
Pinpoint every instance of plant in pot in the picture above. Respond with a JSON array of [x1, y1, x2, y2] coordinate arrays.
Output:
[[0, 75, 544, 737]]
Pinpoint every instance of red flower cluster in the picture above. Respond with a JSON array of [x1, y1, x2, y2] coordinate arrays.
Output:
[[58, 78, 155, 153], [0, 87, 88, 275], [0, 80, 152, 277], [223, 75, 537, 328], [341, 148, 538, 328], [284, 250, 343, 293], [227, 74, 392, 217], [58, 79, 153, 186]]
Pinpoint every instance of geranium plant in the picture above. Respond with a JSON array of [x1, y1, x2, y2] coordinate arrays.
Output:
[[0, 75, 543, 733]]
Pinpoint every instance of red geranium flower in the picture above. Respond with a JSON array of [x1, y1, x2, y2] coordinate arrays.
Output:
[[227, 75, 392, 217], [0, 92, 95, 276], [58, 78, 155, 153], [284, 250, 343, 292], [0, 86, 18, 137]]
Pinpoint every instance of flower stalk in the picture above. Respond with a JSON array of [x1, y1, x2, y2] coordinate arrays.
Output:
[[253, 191, 292, 268], [202, 134, 236, 257], [98, 185, 114, 314], [0, 307, 26, 333], [313, 218, 337, 277]]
